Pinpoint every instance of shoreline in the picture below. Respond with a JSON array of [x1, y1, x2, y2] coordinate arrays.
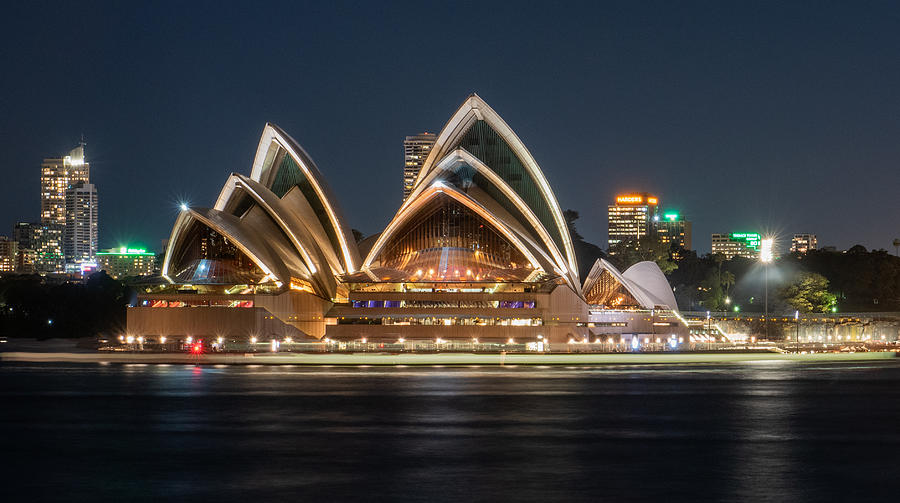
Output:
[[2, 350, 896, 366]]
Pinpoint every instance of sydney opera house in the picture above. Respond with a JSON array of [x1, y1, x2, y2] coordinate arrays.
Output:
[[127, 95, 686, 345]]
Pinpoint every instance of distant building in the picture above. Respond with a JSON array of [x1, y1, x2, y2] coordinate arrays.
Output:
[[64, 182, 98, 265], [711, 233, 761, 260], [96, 247, 156, 279], [402, 132, 436, 201], [791, 234, 817, 254], [13, 222, 35, 273], [608, 193, 659, 253], [653, 211, 692, 252], [42, 144, 90, 227], [14, 222, 64, 273], [0, 236, 17, 273], [16, 248, 36, 273]]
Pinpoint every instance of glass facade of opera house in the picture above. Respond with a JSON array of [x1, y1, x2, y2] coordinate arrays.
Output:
[[127, 96, 688, 344]]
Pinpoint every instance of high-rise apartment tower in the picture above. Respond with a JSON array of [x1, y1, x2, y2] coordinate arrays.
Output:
[[64, 182, 98, 264], [403, 132, 436, 201]]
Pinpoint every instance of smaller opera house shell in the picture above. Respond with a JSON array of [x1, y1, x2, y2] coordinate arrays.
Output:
[[127, 95, 685, 344]]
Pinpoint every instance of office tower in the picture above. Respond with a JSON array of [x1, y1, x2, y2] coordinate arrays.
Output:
[[0, 236, 17, 272], [96, 247, 156, 279], [403, 132, 436, 201], [607, 193, 659, 253], [653, 211, 692, 252], [64, 182, 98, 264], [791, 234, 817, 254], [711, 232, 762, 260]]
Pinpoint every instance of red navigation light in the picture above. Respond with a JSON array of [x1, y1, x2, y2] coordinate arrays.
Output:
[[191, 343, 203, 354]]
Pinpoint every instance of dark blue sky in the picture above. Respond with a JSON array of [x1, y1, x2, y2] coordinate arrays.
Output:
[[2, 1, 898, 256]]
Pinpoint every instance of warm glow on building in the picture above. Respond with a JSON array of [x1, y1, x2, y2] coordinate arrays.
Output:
[[790, 233, 817, 254], [608, 193, 660, 252]]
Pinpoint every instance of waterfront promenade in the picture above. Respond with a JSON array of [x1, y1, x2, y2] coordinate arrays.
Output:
[[2, 350, 896, 365]]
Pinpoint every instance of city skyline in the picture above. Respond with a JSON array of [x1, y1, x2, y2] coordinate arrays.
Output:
[[2, 3, 899, 255]]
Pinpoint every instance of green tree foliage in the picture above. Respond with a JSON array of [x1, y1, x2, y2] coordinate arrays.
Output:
[[792, 246, 900, 311], [779, 272, 837, 313], [668, 245, 900, 313], [608, 235, 678, 274], [699, 268, 725, 310]]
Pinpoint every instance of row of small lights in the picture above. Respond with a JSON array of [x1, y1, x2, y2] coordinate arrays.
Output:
[[120, 333, 889, 347]]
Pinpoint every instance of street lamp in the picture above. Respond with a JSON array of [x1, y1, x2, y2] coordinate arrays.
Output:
[[760, 238, 774, 340], [794, 310, 800, 351], [706, 310, 711, 350]]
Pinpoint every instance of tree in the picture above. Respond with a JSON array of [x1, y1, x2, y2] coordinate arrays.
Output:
[[564, 209, 606, 282], [721, 270, 736, 295], [563, 209, 583, 241], [779, 272, 837, 313], [608, 235, 677, 274], [699, 268, 725, 310]]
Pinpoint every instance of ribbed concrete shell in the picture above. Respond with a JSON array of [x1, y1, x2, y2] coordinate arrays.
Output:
[[363, 181, 547, 277], [409, 94, 578, 283], [162, 124, 359, 301], [249, 123, 360, 273]]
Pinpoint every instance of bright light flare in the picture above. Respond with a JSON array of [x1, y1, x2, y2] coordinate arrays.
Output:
[[760, 238, 774, 263]]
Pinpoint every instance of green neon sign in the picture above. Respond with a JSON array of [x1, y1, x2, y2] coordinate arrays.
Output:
[[730, 233, 761, 250], [97, 245, 155, 256]]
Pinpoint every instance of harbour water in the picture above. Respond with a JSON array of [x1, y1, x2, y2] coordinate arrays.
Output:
[[2, 361, 899, 501]]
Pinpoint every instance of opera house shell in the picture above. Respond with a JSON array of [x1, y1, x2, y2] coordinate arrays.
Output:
[[127, 95, 685, 344]]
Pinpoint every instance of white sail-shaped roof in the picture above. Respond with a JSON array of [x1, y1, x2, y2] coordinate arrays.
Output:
[[582, 258, 678, 311], [161, 124, 359, 299], [622, 261, 679, 312], [408, 94, 579, 286], [248, 123, 360, 273]]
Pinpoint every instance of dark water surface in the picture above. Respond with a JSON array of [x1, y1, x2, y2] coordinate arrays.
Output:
[[2, 361, 899, 501]]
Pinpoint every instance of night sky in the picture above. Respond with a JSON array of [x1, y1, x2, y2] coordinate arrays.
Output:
[[2, 1, 899, 257]]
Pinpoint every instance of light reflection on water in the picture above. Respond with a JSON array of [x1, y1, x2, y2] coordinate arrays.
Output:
[[1, 361, 899, 501]]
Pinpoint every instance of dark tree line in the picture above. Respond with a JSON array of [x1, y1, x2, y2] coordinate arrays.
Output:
[[786, 246, 900, 311], [667, 246, 900, 313], [0, 271, 132, 339]]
